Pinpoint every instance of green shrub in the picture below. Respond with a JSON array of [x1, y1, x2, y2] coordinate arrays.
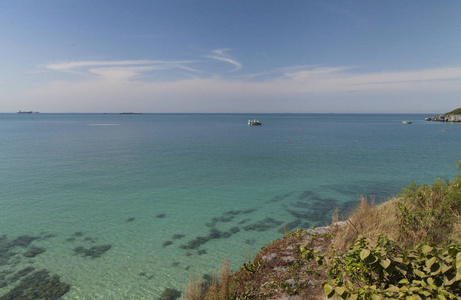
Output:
[[319, 235, 461, 299], [444, 108, 461, 115], [396, 162, 461, 246]]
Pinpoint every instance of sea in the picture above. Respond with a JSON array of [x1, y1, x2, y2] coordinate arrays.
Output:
[[0, 113, 460, 299]]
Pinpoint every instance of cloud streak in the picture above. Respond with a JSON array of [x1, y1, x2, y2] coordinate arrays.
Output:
[[16, 52, 461, 113], [205, 48, 242, 71]]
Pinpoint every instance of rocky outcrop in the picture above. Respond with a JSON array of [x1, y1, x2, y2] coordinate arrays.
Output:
[[425, 114, 461, 122]]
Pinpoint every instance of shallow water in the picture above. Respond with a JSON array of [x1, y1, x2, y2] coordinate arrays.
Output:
[[0, 113, 460, 298]]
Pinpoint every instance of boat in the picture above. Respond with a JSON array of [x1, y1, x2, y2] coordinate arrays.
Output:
[[17, 111, 39, 114], [401, 120, 412, 124], [248, 119, 262, 126]]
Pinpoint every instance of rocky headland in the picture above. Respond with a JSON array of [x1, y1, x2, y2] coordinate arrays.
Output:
[[425, 107, 461, 122]]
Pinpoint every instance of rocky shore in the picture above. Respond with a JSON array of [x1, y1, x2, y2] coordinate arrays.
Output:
[[222, 224, 345, 300], [425, 114, 461, 122], [425, 108, 461, 122]]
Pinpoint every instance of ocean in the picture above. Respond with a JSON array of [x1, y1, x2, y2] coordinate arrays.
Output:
[[0, 113, 460, 299]]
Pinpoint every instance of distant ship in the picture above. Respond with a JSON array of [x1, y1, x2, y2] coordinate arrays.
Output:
[[17, 111, 39, 114], [119, 112, 142, 115]]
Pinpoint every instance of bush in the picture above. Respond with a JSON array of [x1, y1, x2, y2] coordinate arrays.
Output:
[[397, 162, 461, 246], [320, 235, 461, 299]]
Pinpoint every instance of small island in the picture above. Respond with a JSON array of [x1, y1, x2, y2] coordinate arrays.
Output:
[[425, 107, 461, 122]]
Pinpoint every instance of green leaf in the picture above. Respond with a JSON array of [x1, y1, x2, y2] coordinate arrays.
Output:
[[360, 249, 371, 260], [335, 286, 346, 295], [413, 269, 427, 278], [323, 283, 334, 297], [456, 252, 461, 278], [349, 294, 358, 300], [380, 258, 391, 269], [386, 285, 400, 293], [426, 257, 437, 269], [420, 290, 431, 296], [393, 257, 403, 263], [444, 273, 457, 285], [426, 277, 434, 286], [440, 263, 451, 274], [421, 245, 433, 254]]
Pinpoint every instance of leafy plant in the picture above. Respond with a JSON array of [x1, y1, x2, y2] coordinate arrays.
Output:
[[397, 162, 461, 246], [318, 235, 461, 299]]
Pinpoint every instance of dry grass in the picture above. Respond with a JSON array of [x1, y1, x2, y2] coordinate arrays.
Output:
[[185, 258, 230, 300], [332, 196, 399, 253], [185, 275, 202, 300], [185, 166, 461, 299]]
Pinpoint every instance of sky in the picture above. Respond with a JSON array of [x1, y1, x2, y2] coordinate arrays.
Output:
[[1, 0, 461, 113]]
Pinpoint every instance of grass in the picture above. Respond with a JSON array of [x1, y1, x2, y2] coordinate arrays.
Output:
[[331, 196, 399, 253], [445, 107, 461, 115], [185, 258, 230, 300], [185, 162, 461, 299]]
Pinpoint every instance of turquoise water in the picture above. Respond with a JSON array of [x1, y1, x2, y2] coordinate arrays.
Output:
[[1, 113, 460, 299]]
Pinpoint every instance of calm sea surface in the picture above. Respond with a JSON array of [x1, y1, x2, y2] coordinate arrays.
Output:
[[1, 113, 460, 298]]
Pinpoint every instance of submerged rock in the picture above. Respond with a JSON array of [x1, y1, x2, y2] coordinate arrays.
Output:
[[180, 236, 209, 250], [7, 235, 39, 248], [23, 247, 46, 258], [163, 241, 173, 248], [0, 269, 70, 299], [230, 227, 240, 234], [208, 229, 222, 239], [172, 234, 185, 240], [158, 287, 181, 300], [8, 267, 35, 284], [73, 244, 112, 258]]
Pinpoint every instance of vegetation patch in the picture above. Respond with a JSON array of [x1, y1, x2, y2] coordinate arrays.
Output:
[[445, 108, 461, 115], [186, 162, 461, 299]]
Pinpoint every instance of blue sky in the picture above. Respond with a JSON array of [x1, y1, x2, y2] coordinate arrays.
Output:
[[1, 0, 461, 113]]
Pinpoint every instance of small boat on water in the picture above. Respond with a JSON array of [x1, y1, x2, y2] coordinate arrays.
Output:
[[17, 111, 39, 114], [401, 120, 412, 124], [248, 119, 262, 126]]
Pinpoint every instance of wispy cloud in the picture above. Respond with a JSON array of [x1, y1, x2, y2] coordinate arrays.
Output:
[[19, 52, 461, 113], [277, 66, 461, 94], [42, 57, 461, 93], [205, 48, 242, 71], [44, 49, 244, 81], [45, 59, 202, 81], [46, 60, 197, 72]]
